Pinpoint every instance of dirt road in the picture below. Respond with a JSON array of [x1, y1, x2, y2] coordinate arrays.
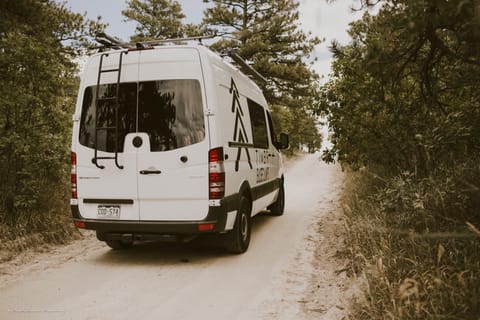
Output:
[[0, 154, 352, 320]]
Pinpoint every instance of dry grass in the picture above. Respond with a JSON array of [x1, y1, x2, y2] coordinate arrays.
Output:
[[342, 170, 480, 319], [0, 209, 80, 263]]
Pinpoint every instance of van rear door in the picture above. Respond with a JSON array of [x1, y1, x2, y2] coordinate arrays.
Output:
[[76, 48, 209, 222], [136, 49, 209, 221], [76, 51, 140, 221]]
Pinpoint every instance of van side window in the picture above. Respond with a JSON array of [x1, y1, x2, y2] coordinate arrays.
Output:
[[79, 80, 205, 153], [247, 99, 269, 149]]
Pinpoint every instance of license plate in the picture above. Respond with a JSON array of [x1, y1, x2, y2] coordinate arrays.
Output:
[[97, 205, 120, 219]]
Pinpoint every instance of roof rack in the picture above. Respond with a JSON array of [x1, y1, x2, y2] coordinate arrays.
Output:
[[226, 50, 268, 85], [94, 32, 129, 49], [94, 32, 215, 49], [94, 33, 267, 85]]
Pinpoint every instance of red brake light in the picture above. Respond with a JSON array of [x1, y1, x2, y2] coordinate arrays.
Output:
[[71, 152, 77, 199], [209, 147, 224, 162], [74, 221, 85, 229], [209, 148, 225, 200], [198, 223, 215, 232]]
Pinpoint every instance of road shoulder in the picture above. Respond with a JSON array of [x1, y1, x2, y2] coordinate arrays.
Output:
[[259, 159, 363, 319]]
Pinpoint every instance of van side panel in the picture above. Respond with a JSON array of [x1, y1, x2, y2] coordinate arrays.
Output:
[[204, 52, 278, 216], [207, 62, 253, 196]]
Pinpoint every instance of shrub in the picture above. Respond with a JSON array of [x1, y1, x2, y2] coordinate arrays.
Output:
[[343, 167, 480, 319]]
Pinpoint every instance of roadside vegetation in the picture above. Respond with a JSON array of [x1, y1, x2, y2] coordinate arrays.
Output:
[[0, 0, 321, 260], [0, 0, 104, 261], [321, 1, 480, 318]]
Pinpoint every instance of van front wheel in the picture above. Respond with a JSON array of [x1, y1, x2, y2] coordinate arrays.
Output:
[[268, 183, 285, 216], [226, 196, 251, 254]]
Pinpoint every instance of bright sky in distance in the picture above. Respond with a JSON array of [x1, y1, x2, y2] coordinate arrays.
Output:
[[61, 0, 365, 81]]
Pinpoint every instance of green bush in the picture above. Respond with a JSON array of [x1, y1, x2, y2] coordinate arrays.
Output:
[[0, 0, 103, 257], [320, 2, 480, 317]]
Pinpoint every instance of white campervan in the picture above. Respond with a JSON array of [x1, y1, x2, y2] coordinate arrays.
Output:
[[70, 34, 289, 253]]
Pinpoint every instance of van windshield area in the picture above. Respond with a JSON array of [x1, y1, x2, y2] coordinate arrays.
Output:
[[79, 80, 205, 152]]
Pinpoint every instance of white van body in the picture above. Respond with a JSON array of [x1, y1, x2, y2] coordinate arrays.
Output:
[[70, 44, 287, 253]]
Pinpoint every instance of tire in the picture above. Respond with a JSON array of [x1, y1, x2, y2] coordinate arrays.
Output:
[[105, 239, 133, 250], [226, 196, 251, 254], [268, 182, 285, 216]]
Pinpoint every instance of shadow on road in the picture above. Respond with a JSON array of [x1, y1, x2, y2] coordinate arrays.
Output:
[[91, 211, 279, 266]]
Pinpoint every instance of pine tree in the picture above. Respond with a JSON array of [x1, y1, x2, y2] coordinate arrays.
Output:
[[122, 0, 190, 41], [204, 0, 319, 104], [0, 0, 104, 227], [203, 0, 321, 152]]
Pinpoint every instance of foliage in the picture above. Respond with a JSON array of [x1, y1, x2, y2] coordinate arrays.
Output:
[[122, 0, 202, 42], [321, 1, 480, 176], [270, 104, 322, 154], [322, 0, 480, 318], [203, 0, 322, 152], [0, 0, 104, 233]]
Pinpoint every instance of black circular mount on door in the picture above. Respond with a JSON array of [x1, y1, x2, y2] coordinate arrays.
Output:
[[132, 136, 143, 148]]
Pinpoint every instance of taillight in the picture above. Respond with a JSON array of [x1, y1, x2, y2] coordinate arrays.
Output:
[[209, 147, 225, 199], [74, 221, 85, 229], [71, 152, 77, 199], [198, 223, 215, 232]]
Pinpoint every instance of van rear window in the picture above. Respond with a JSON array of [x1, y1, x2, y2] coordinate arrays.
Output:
[[79, 80, 205, 152]]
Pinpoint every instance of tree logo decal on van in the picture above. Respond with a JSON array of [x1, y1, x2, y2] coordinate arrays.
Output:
[[229, 78, 253, 172]]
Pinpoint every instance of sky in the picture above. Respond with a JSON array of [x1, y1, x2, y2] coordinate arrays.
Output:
[[61, 0, 365, 81]]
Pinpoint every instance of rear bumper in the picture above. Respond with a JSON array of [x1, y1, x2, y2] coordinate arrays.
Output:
[[71, 194, 240, 235]]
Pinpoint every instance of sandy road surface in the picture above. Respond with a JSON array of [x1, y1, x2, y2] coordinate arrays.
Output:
[[0, 154, 352, 320]]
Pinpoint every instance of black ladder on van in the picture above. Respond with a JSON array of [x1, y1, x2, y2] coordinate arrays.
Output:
[[92, 51, 128, 170]]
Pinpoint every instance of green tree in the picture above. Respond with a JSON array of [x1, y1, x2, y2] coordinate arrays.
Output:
[[203, 0, 319, 106], [203, 0, 322, 152], [122, 0, 198, 42], [321, 1, 480, 176], [0, 0, 104, 228], [321, 2, 480, 318]]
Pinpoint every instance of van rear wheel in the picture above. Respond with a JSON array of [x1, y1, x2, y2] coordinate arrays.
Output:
[[226, 196, 251, 254], [105, 239, 133, 250]]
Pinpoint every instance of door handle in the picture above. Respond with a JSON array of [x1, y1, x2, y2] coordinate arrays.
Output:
[[140, 170, 162, 175]]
